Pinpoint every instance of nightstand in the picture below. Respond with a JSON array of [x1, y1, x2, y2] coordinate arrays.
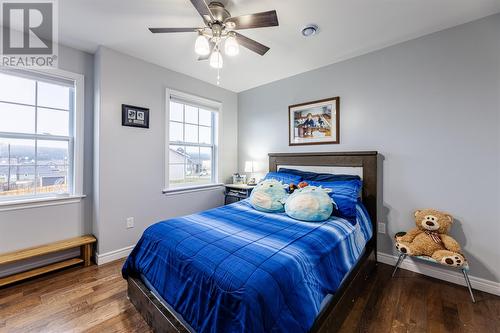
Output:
[[224, 184, 256, 205]]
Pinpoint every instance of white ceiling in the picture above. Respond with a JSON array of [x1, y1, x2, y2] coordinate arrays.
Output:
[[59, 0, 500, 92]]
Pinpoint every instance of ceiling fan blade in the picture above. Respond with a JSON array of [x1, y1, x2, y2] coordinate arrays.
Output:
[[198, 42, 216, 60], [235, 32, 270, 56], [189, 0, 214, 23], [225, 10, 278, 30], [149, 27, 199, 33]]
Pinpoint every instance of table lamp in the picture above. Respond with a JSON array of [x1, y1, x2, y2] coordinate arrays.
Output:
[[244, 161, 256, 185]]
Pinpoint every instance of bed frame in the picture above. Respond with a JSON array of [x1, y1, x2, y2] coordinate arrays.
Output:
[[127, 151, 378, 333]]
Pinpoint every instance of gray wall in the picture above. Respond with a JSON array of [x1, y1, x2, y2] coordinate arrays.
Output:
[[93, 47, 238, 255], [0, 44, 94, 254], [238, 14, 500, 282]]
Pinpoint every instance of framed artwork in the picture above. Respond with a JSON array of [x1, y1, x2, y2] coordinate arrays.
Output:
[[122, 104, 150, 128], [288, 97, 340, 146]]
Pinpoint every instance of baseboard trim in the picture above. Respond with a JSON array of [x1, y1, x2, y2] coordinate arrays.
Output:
[[377, 252, 500, 296], [96, 245, 135, 265]]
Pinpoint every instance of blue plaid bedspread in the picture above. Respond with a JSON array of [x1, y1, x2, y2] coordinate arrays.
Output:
[[122, 199, 373, 333]]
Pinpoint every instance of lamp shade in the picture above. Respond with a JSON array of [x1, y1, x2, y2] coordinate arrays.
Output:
[[209, 49, 223, 69], [244, 161, 254, 173], [195, 34, 210, 56], [224, 35, 239, 56]]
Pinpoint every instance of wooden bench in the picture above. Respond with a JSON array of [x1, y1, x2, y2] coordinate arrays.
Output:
[[0, 235, 96, 287]]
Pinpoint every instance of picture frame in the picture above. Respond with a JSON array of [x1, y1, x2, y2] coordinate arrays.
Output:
[[288, 97, 340, 146], [122, 104, 150, 128]]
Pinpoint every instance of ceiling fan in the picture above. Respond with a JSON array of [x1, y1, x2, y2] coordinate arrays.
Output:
[[149, 0, 279, 82]]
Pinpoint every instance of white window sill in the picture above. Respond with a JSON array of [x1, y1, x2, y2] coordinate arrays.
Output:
[[162, 183, 224, 196], [0, 195, 86, 212]]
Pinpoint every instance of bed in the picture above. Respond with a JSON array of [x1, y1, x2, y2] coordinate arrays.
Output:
[[124, 151, 378, 333]]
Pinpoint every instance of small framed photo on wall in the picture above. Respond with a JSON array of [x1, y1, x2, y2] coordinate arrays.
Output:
[[122, 104, 150, 128], [289, 97, 340, 146]]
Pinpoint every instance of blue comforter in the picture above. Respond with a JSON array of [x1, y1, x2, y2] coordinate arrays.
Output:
[[122, 199, 372, 333]]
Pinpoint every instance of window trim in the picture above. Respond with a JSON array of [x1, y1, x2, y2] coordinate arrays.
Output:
[[164, 88, 221, 193], [0, 194, 86, 212], [162, 183, 224, 196], [0, 67, 85, 204]]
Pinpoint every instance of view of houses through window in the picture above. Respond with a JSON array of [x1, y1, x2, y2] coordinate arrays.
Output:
[[0, 71, 75, 199], [168, 98, 217, 188]]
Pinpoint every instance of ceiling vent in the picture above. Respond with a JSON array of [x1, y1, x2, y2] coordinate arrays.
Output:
[[301, 24, 319, 37]]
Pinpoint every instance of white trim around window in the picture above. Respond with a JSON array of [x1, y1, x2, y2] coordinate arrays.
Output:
[[164, 88, 221, 193], [0, 194, 86, 212], [0, 67, 85, 208]]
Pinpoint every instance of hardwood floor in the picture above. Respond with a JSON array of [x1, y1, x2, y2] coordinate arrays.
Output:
[[0, 259, 151, 333], [0, 260, 498, 333], [339, 265, 499, 333]]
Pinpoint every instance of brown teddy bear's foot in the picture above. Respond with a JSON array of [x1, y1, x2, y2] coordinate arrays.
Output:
[[395, 242, 412, 255], [432, 250, 465, 267], [441, 254, 464, 267]]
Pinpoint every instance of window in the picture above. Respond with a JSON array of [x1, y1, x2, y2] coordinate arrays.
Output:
[[0, 69, 83, 201], [167, 90, 219, 189]]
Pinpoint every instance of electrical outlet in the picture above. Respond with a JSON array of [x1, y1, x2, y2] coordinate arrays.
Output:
[[378, 222, 386, 234], [126, 217, 134, 229]]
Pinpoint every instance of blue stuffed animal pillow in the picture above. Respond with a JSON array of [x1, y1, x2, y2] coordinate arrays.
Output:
[[249, 179, 288, 213], [285, 186, 334, 222]]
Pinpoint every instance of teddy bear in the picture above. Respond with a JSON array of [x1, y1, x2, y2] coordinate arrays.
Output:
[[395, 209, 465, 267]]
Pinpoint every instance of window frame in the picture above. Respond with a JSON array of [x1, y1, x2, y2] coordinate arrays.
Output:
[[164, 89, 221, 193], [0, 67, 85, 204]]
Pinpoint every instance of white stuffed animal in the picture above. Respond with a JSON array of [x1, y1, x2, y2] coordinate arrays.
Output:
[[249, 179, 289, 213], [285, 186, 334, 222]]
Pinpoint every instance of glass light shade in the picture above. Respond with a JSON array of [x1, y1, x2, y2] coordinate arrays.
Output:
[[224, 36, 239, 56], [209, 49, 223, 69], [195, 35, 210, 56]]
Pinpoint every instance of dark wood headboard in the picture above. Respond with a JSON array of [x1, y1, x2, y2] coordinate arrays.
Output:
[[269, 151, 378, 239]]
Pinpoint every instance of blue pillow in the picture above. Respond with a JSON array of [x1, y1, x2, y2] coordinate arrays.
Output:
[[263, 172, 302, 185], [278, 168, 360, 182], [308, 180, 362, 219]]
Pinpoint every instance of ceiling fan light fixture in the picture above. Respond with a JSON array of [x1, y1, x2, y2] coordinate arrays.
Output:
[[149, 1, 279, 83], [209, 49, 223, 69], [224, 35, 239, 56], [195, 33, 210, 56]]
